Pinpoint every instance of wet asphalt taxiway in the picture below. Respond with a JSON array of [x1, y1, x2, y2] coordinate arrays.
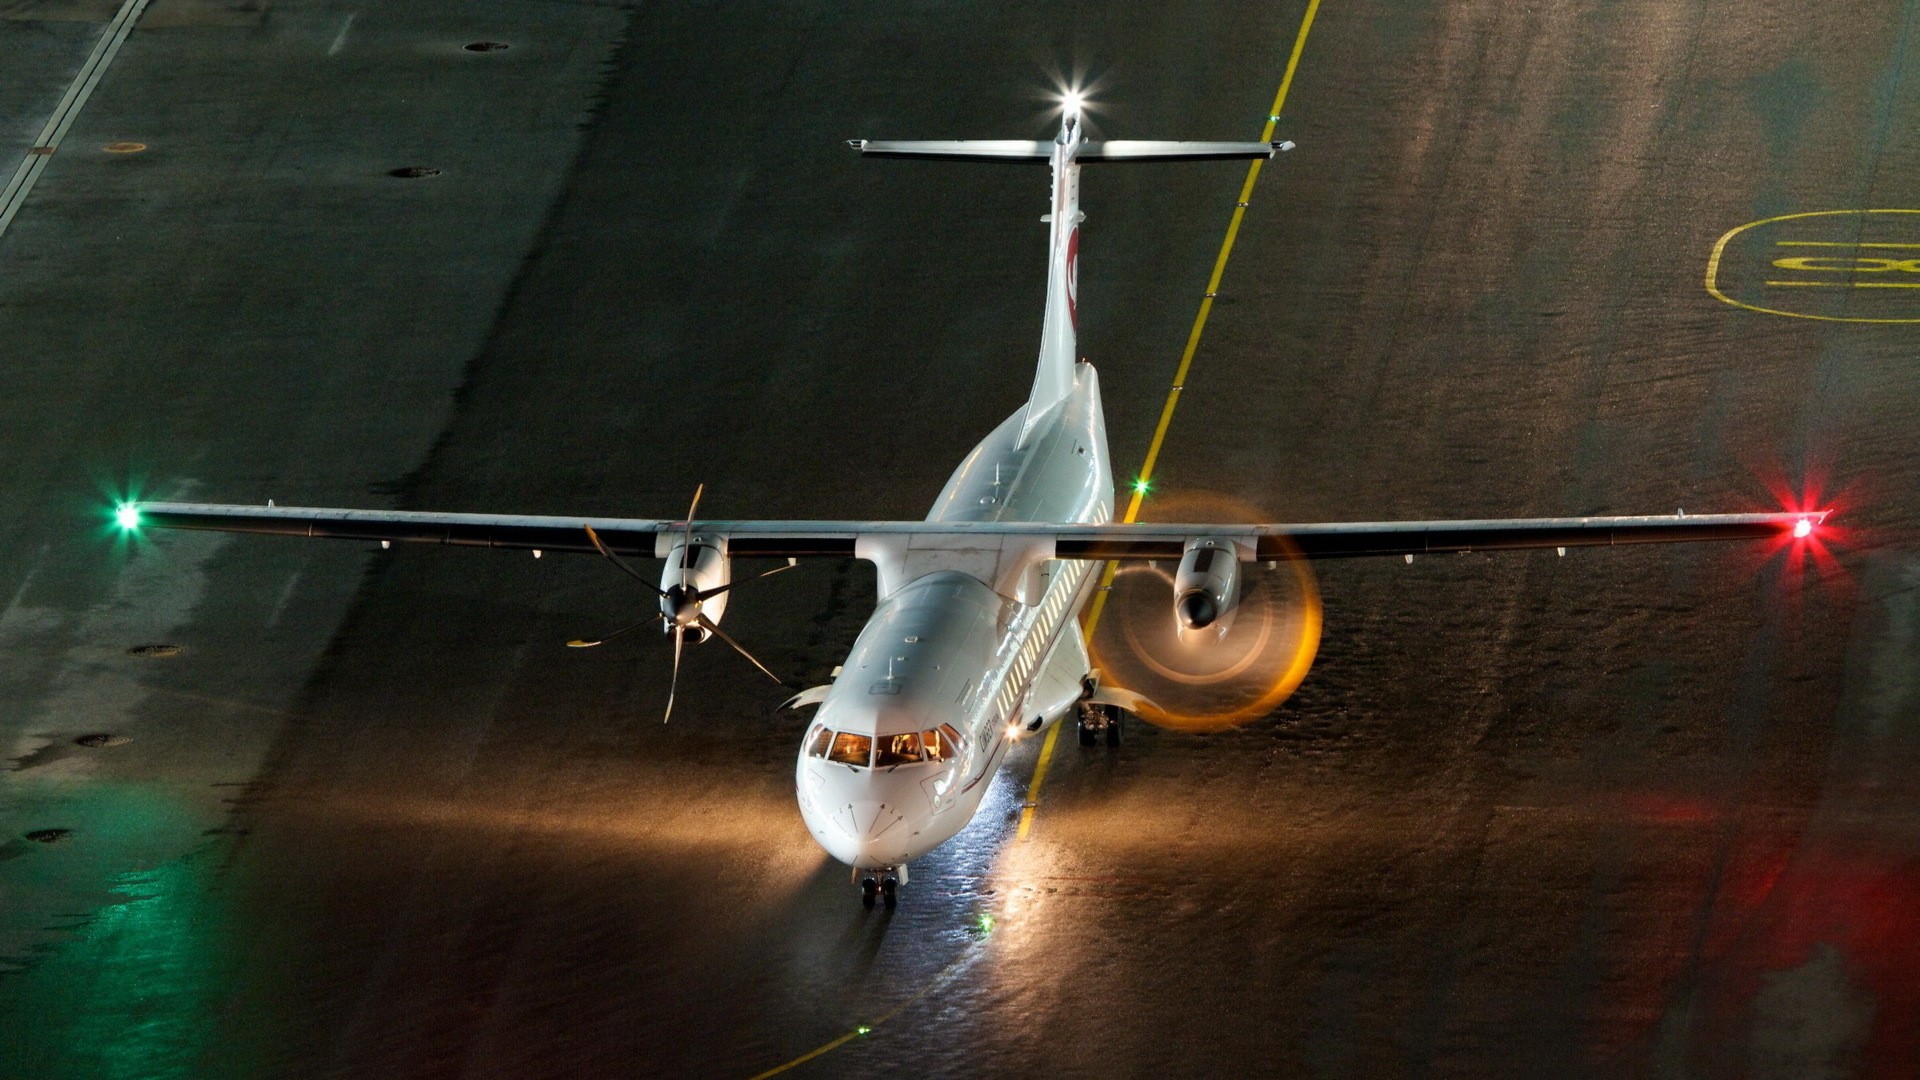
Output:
[[4, 1, 1920, 1077]]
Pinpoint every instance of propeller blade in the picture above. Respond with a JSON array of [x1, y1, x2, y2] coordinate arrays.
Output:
[[683, 483, 704, 529], [679, 483, 704, 590], [664, 627, 685, 723], [695, 558, 798, 602], [584, 524, 667, 597], [697, 613, 785, 685], [567, 614, 664, 648]]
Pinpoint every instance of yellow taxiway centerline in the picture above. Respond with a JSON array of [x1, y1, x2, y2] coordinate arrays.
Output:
[[1016, 0, 1323, 844]]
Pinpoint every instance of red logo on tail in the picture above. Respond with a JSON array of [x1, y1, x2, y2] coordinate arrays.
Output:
[[1066, 227, 1080, 329]]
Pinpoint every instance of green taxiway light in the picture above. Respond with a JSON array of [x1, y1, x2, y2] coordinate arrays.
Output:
[[1130, 478, 1151, 496], [115, 504, 141, 530], [855, 1025, 872, 1036]]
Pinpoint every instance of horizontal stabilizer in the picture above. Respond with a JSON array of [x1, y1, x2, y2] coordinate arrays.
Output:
[[1082, 140, 1289, 163], [849, 139, 1287, 164]]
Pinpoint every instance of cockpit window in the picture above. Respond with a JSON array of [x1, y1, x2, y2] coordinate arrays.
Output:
[[921, 725, 964, 762], [874, 732, 925, 768], [805, 725, 833, 759], [827, 731, 872, 767]]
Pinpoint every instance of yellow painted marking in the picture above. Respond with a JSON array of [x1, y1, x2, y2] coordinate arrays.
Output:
[[1017, 0, 1323, 845], [1766, 280, 1920, 288], [1776, 240, 1920, 248], [746, 1032, 861, 1080], [1770, 256, 1920, 272], [1705, 208, 1920, 323], [746, 934, 985, 1078], [1013, 721, 1062, 841]]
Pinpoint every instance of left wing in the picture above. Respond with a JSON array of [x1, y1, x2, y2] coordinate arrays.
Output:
[[124, 502, 1821, 562]]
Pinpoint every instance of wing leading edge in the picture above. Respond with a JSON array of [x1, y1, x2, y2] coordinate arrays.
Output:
[[126, 502, 1820, 562]]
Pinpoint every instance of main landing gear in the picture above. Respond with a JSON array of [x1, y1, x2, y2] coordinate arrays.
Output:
[[855, 864, 907, 908], [1077, 702, 1124, 747]]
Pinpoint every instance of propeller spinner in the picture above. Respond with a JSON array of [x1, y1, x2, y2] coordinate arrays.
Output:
[[568, 485, 794, 721]]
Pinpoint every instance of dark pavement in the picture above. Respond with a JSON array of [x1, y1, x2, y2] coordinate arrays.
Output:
[[1, 1, 1917, 1077]]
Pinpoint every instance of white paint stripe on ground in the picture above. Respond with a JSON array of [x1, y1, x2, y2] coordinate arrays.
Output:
[[0, 0, 153, 239], [327, 12, 356, 56]]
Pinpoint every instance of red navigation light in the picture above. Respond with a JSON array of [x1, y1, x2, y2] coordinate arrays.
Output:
[[1793, 517, 1813, 539]]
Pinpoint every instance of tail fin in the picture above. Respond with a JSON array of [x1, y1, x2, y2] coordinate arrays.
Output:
[[851, 117, 1284, 442]]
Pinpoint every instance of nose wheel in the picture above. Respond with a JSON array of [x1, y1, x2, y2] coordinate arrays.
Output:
[[1076, 702, 1124, 747], [855, 866, 906, 907]]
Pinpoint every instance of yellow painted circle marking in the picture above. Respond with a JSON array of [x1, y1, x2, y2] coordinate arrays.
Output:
[[1705, 209, 1920, 323]]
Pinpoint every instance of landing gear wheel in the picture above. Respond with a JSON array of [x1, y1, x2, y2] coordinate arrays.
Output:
[[1104, 705, 1123, 747], [881, 876, 899, 907], [1076, 701, 1101, 746], [860, 877, 879, 908]]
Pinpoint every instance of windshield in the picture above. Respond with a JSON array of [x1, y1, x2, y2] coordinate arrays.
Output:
[[827, 731, 872, 766], [922, 725, 964, 761], [805, 725, 833, 758], [874, 732, 925, 768]]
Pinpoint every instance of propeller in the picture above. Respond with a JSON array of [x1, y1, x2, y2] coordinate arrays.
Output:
[[1086, 491, 1322, 732], [569, 485, 794, 721]]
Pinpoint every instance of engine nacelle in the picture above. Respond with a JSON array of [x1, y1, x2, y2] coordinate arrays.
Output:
[[1173, 538, 1241, 634], [660, 539, 730, 641]]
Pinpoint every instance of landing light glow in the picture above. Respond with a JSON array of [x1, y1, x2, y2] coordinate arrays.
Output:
[[1062, 90, 1086, 117], [115, 504, 140, 530]]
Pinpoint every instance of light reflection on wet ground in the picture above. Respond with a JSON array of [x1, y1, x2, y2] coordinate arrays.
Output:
[[6, 0, 1920, 1075]]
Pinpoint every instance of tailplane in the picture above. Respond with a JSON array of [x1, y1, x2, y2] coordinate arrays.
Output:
[[851, 110, 1285, 442]]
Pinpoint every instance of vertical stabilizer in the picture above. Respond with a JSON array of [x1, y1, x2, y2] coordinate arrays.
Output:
[[848, 115, 1280, 444], [1023, 113, 1083, 443]]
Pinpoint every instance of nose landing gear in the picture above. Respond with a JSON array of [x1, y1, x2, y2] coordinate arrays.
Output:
[[854, 864, 907, 907]]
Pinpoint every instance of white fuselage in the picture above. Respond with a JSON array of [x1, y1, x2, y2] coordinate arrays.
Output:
[[796, 364, 1112, 870]]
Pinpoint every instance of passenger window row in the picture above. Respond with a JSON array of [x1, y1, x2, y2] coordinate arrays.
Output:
[[806, 723, 965, 768]]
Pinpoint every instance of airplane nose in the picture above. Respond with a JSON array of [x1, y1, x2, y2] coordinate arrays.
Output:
[[838, 800, 905, 846], [798, 766, 937, 867], [804, 799, 913, 867]]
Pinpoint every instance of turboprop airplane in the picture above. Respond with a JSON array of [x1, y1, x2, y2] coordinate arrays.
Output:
[[116, 99, 1823, 906]]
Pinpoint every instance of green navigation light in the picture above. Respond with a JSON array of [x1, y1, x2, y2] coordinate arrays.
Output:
[[115, 504, 140, 530]]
